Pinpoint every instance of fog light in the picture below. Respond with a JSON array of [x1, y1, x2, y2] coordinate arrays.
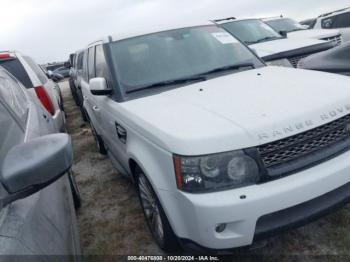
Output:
[[215, 223, 226, 233]]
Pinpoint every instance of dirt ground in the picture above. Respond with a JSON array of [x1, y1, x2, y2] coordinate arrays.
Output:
[[60, 80, 350, 258]]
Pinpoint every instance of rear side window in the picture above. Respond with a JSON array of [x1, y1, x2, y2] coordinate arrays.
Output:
[[95, 45, 108, 78], [88, 47, 95, 80], [77, 52, 84, 70], [0, 69, 29, 123], [0, 59, 33, 89], [22, 56, 48, 85]]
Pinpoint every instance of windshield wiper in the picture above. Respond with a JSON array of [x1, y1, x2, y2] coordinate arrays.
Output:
[[126, 75, 207, 94], [198, 63, 255, 76], [255, 36, 280, 43]]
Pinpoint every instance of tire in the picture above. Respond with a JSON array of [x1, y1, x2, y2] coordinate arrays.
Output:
[[90, 121, 107, 155], [68, 171, 81, 210], [136, 169, 180, 252]]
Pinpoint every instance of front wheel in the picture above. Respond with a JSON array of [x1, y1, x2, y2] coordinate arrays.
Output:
[[136, 169, 180, 252]]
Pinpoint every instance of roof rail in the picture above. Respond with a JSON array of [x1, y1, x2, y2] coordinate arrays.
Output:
[[318, 7, 350, 18], [212, 17, 236, 23]]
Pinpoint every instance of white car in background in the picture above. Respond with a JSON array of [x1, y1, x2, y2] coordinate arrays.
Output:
[[312, 7, 350, 42], [263, 17, 343, 46], [216, 18, 335, 67], [0, 51, 66, 132]]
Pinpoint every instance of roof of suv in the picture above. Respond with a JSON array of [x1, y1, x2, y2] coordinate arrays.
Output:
[[318, 7, 350, 18], [88, 20, 213, 46]]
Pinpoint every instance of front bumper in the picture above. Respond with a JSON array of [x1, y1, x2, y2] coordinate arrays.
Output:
[[158, 149, 350, 251]]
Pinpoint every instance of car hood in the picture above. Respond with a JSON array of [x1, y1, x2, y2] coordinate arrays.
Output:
[[288, 29, 341, 39], [120, 67, 350, 155], [250, 38, 330, 59]]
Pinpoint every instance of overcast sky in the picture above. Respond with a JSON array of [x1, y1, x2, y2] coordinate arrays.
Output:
[[1, 0, 349, 63]]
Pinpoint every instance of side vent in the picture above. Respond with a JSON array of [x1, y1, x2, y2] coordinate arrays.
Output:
[[115, 122, 127, 144]]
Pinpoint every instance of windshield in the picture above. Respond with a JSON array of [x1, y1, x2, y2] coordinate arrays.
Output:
[[109, 25, 263, 94], [266, 18, 306, 33], [221, 19, 283, 45]]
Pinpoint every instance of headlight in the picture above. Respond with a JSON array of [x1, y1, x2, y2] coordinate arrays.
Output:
[[266, 59, 293, 68], [173, 150, 260, 193]]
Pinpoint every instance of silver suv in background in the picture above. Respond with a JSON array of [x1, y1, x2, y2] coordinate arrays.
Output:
[[0, 51, 66, 132], [216, 18, 335, 67], [311, 7, 350, 42], [0, 67, 80, 256]]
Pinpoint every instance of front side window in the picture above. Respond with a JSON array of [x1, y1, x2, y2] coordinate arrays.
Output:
[[95, 45, 108, 78], [266, 18, 306, 33], [82, 50, 89, 81], [221, 19, 283, 44], [109, 25, 263, 94]]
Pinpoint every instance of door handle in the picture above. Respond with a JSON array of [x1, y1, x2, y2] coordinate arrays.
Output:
[[93, 106, 99, 111]]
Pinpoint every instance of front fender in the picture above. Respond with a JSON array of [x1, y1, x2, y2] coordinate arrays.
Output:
[[126, 132, 176, 192]]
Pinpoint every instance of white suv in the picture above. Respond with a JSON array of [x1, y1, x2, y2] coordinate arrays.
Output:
[[263, 17, 343, 46], [216, 18, 335, 68], [312, 7, 350, 42], [79, 21, 350, 253]]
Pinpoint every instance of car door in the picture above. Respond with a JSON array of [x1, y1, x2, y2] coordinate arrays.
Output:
[[0, 69, 80, 257], [92, 45, 130, 175]]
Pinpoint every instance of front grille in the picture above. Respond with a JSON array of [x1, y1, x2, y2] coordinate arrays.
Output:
[[288, 55, 308, 68], [258, 114, 350, 169], [322, 35, 343, 46]]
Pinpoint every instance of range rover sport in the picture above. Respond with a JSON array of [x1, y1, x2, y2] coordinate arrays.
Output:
[[78, 21, 350, 253]]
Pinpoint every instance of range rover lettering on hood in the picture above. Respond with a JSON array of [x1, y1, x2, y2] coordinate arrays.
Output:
[[258, 104, 350, 141]]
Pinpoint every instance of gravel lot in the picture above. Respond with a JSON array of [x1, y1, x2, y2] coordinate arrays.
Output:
[[60, 80, 350, 258]]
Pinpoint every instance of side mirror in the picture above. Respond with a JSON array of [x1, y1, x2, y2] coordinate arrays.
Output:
[[279, 31, 288, 38], [0, 134, 73, 207], [90, 77, 112, 96]]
